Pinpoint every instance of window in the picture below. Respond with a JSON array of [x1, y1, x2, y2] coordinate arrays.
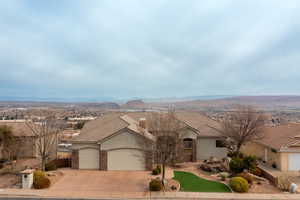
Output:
[[183, 138, 193, 149], [216, 140, 226, 148]]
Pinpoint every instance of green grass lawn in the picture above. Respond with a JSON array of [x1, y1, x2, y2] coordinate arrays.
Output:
[[173, 171, 231, 192]]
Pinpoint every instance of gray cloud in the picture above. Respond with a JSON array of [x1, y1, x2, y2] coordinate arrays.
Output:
[[0, 0, 300, 100]]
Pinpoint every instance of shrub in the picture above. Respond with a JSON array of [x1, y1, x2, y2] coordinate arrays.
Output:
[[149, 179, 163, 191], [230, 157, 244, 174], [45, 161, 57, 171], [237, 172, 253, 184], [156, 165, 161, 173], [228, 152, 244, 158], [219, 172, 229, 181], [152, 165, 162, 175], [33, 170, 51, 189], [152, 168, 160, 175], [243, 155, 257, 170], [277, 174, 291, 191], [230, 177, 249, 193], [250, 167, 262, 177]]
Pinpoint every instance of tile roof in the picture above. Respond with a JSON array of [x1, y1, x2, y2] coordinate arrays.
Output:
[[257, 123, 300, 151], [126, 111, 222, 137], [73, 113, 128, 142], [74, 111, 222, 142], [0, 121, 34, 137]]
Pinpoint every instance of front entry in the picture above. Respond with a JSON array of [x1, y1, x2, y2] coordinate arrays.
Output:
[[183, 138, 194, 162]]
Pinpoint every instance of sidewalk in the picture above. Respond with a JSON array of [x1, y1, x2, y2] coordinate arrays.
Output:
[[1, 189, 300, 200]]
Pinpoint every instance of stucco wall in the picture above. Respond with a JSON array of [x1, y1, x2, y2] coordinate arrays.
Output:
[[197, 138, 227, 160], [242, 142, 282, 170], [242, 142, 265, 159], [72, 143, 99, 150], [280, 152, 289, 171], [101, 131, 148, 151]]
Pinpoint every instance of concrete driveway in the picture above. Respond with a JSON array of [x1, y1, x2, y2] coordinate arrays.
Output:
[[44, 169, 152, 198]]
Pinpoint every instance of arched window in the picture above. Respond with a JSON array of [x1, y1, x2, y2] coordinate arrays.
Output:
[[183, 138, 193, 149]]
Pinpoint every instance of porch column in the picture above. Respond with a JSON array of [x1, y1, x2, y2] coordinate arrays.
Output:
[[99, 150, 108, 170], [71, 150, 79, 169]]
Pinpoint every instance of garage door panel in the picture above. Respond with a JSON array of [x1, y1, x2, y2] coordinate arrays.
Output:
[[289, 153, 300, 171], [108, 149, 145, 170], [79, 148, 99, 169]]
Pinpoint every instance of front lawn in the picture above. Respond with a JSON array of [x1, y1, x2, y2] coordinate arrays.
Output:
[[173, 171, 231, 192]]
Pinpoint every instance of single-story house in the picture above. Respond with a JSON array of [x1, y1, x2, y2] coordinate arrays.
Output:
[[71, 111, 227, 170], [242, 123, 300, 172], [0, 121, 37, 159]]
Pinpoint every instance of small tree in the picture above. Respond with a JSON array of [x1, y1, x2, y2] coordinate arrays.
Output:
[[26, 115, 64, 171], [148, 110, 184, 182], [211, 105, 266, 154]]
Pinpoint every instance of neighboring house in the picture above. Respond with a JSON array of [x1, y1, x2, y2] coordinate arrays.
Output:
[[242, 123, 300, 172], [0, 121, 37, 159], [71, 111, 227, 170]]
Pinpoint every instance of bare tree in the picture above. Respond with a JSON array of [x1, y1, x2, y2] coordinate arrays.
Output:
[[26, 114, 64, 171], [210, 105, 266, 154], [0, 125, 16, 161], [148, 110, 185, 182]]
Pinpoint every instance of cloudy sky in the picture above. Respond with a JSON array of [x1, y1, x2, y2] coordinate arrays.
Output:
[[0, 0, 300, 101]]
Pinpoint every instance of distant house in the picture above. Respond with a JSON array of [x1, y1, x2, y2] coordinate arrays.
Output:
[[242, 123, 300, 172], [0, 121, 37, 159], [71, 112, 227, 170]]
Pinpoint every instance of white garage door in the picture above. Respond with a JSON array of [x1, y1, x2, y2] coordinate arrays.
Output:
[[289, 153, 300, 171], [79, 148, 99, 169], [108, 149, 145, 170]]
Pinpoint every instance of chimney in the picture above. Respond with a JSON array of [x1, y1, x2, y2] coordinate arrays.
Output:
[[139, 118, 146, 129]]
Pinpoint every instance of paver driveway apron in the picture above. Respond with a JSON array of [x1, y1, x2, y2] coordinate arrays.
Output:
[[45, 169, 150, 196]]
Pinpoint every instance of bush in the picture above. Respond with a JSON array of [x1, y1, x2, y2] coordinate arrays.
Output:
[[156, 165, 161, 173], [152, 165, 162, 175], [230, 157, 244, 174], [250, 167, 262, 177], [45, 161, 57, 171], [228, 152, 244, 158], [277, 174, 291, 191], [230, 177, 249, 193], [219, 172, 229, 181], [33, 170, 51, 189], [149, 179, 163, 191], [152, 168, 160, 175], [237, 172, 253, 184], [243, 155, 257, 170]]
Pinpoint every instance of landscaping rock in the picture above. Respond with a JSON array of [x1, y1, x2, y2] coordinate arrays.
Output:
[[200, 164, 212, 172]]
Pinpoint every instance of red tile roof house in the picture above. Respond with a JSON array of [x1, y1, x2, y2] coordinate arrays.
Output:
[[71, 112, 227, 170], [242, 123, 300, 172]]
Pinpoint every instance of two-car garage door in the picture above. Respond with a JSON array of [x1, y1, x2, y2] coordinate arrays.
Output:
[[108, 149, 146, 170], [288, 153, 300, 171]]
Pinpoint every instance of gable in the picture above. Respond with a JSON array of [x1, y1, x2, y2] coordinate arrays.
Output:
[[100, 130, 150, 151], [180, 127, 198, 139]]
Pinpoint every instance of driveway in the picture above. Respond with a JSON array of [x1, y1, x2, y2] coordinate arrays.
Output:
[[44, 169, 152, 198]]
